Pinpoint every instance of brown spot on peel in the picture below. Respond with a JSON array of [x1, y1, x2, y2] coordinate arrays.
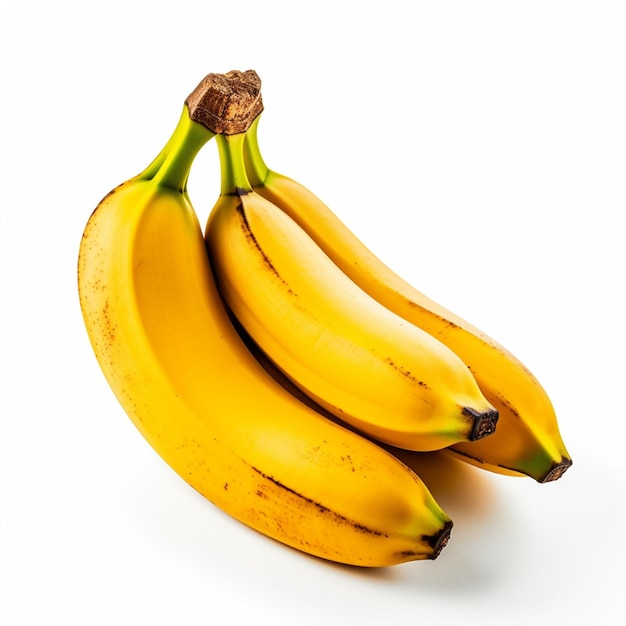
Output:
[[384, 357, 430, 389]]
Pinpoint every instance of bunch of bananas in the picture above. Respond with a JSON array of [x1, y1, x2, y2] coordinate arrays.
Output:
[[78, 70, 572, 568]]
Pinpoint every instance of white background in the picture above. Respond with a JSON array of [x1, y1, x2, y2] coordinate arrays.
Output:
[[1, 1, 625, 624]]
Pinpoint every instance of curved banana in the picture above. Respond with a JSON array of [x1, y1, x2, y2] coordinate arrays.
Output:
[[77, 75, 454, 567], [242, 114, 572, 483], [205, 131, 498, 452]]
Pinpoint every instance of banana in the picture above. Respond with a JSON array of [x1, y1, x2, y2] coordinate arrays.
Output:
[[205, 130, 498, 453], [77, 71, 454, 567], [242, 113, 572, 483]]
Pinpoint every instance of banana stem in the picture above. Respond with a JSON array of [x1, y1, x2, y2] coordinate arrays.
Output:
[[243, 115, 270, 186], [136, 70, 263, 190], [216, 132, 253, 195], [136, 121, 180, 183], [150, 105, 215, 192]]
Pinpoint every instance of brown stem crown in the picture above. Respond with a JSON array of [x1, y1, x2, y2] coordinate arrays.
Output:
[[185, 70, 263, 135]]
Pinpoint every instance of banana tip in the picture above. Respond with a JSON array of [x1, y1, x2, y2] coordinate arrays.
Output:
[[540, 457, 573, 483], [428, 520, 454, 560], [464, 407, 499, 441]]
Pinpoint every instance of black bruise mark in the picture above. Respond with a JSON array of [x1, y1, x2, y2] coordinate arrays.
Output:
[[250, 466, 384, 536]]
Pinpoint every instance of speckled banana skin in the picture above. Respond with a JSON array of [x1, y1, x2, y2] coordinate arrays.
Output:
[[206, 132, 498, 453], [77, 103, 453, 567], [241, 114, 571, 483]]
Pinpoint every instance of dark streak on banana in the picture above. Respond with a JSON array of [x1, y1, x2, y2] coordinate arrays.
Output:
[[236, 201, 281, 279], [235, 201, 297, 297], [384, 357, 431, 390], [250, 466, 386, 536]]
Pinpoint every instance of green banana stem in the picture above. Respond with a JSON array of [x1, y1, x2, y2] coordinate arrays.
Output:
[[136, 120, 180, 183], [243, 114, 271, 187], [216, 132, 253, 196], [149, 105, 215, 192]]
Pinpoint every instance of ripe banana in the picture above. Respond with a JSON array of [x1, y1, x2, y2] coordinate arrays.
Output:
[[77, 71, 454, 567], [205, 131, 498, 452], [242, 113, 572, 483]]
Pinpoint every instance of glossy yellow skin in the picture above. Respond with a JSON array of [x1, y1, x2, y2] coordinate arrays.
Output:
[[243, 114, 572, 482], [77, 108, 453, 566], [206, 133, 497, 453]]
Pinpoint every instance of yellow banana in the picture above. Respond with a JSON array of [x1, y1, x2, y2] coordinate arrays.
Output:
[[242, 113, 572, 483], [77, 71, 454, 567], [205, 131, 498, 452]]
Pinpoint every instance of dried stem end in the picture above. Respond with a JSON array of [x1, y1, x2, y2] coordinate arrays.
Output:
[[185, 70, 263, 135], [464, 407, 499, 441], [427, 520, 453, 560], [540, 457, 573, 483]]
